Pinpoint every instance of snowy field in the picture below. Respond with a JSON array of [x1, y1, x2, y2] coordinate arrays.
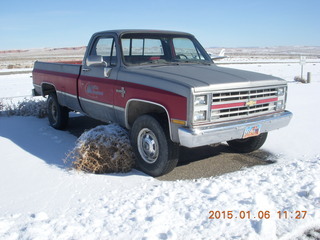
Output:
[[0, 61, 320, 240]]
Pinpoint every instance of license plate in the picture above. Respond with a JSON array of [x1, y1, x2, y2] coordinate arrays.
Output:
[[243, 125, 261, 139]]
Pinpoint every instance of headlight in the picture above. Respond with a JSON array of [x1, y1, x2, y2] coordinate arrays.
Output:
[[194, 110, 207, 122], [195, 95, 207, 105], [193, 94, 209, 123], [277, 87, 285, 96]]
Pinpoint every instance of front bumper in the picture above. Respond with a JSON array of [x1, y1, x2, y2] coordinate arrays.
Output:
[[178, 111, 293, 148]]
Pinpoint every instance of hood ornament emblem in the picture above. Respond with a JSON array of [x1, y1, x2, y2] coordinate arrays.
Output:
[[246, 100, 257, 107]]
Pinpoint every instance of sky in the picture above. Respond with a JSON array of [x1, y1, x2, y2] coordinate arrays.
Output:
[[0, 0, 319, 50]]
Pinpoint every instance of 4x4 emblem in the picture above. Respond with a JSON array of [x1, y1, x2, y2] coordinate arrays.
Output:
[[116, 87, 126, 98], [246, 100, 257, 107]]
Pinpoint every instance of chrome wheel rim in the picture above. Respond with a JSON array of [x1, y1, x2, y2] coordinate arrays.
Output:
[[137, 128, 159, 164]]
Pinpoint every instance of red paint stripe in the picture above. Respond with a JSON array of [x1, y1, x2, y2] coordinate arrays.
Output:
[[211, 102, 245, 109], [113, 79, 187, 120], [33, 69, 79, 96], [51, 60, 82, 65], [256, 97, 278, 104], [34, 68, 187, 120], [33, 69, 79, 79]]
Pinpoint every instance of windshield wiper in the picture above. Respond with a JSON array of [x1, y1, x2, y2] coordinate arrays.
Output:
[[139, 60, 180, 67], [177, 60, 211, 65], [138, 59, 168, 65]]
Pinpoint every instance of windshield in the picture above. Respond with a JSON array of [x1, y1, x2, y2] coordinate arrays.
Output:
[[120, 33, 212, 66]]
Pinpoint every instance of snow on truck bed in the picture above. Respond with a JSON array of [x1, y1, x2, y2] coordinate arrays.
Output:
[[0, 62, 320, 240]]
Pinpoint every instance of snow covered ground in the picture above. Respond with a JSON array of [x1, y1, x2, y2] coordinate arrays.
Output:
[[0, 61, 320, 240], [220, 61, 320, 83], [0, 73, 33, 98]]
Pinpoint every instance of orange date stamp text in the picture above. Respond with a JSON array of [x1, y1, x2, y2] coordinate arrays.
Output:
[[208, 210, 307, 220]]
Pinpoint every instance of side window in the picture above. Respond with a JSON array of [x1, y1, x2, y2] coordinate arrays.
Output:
[[90, 37, 117, 66]]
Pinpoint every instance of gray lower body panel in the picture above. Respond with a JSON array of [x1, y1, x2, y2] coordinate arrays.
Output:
[[178, 111, 293, 148]]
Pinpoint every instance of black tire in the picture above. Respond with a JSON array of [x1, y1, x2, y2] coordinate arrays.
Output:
[[47, 93, 69, 129], [227, 132, 268, 153], [130, 115, 179, 177]]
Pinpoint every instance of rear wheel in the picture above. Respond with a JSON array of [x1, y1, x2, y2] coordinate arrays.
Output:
[[47, 93, 69, 129], [130, 115, 179, 177], [227, 132, 268, 153]]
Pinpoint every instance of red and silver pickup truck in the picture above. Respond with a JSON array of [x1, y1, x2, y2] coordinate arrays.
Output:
[[33, 30, 292, 176]]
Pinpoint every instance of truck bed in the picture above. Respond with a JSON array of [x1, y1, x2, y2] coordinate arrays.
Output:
[[33, 61, 83, 112]]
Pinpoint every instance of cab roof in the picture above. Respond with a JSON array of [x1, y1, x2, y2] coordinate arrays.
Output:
[[93, 29, 194, 37]]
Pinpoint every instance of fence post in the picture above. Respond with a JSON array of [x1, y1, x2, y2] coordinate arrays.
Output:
[[307, 72, 311, 83]]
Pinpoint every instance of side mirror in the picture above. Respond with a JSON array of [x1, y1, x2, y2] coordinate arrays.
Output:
[[85, 55, 112, 78], [86, 55, 108, 67]]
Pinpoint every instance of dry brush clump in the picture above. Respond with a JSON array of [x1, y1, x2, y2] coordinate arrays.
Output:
[[0, 97, 47, 118], [66, 124, 135, 174], [294, 76, 307, 84]]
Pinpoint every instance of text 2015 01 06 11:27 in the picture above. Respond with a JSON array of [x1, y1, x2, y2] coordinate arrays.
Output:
[[208, 210, 308, 220]]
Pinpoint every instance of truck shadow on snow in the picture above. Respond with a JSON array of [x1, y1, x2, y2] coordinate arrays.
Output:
[[67, 115, 277, 181], [0, 116, 76, 169]]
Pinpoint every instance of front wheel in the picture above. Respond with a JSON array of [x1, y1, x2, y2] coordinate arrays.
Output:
[[47, 93, 69, 129], [227, 132, 268, 153], [130, 115, 179, 177]]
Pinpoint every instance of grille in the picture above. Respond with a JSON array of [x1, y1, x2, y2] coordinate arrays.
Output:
[[211, 87, 279, 122], [212, 88, 277, 102]]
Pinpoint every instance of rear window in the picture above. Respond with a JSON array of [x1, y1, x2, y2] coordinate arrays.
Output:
[[121, 38, 164, 56]]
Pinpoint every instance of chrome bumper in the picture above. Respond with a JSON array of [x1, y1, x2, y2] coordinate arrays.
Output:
[[178, 111, 293, 148]]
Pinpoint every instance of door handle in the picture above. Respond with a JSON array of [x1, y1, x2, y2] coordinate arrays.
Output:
[[82, 68, 91, 72]]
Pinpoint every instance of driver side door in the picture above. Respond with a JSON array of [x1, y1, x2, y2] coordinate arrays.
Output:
[[78, 35, 118, 123]]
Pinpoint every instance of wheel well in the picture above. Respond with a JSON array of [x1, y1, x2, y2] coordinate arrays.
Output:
[[41, 83, 56, 96], [126, 101, 169, 129]]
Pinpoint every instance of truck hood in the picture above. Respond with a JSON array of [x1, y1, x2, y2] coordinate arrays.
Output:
[[126, 64, 286, 93]]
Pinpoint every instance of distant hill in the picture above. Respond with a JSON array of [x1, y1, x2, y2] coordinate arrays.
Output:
[[0, 46, 86, 69], [1, 46, 319, 69], [206, 46, 320, 57]]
